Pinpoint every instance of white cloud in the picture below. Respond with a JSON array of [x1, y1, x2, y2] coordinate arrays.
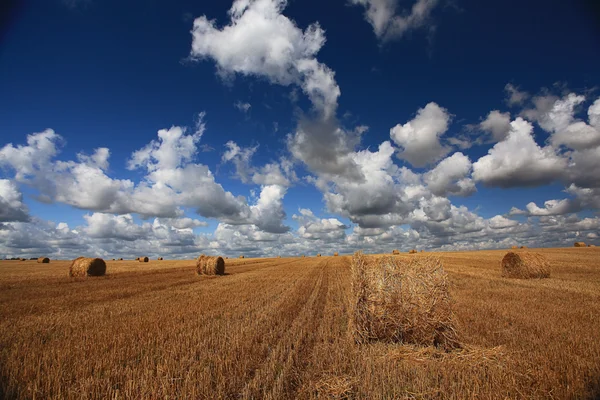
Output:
[[234, 101, 251, 113], [293, 208, 348, 241], [480, 110, 511, 142], [0, 179, 29, 222], [504, 83, 529, 107], [472, 117, 566, 187], [349, 0, 439, 42], [390, 102, 451, 167], [423, 152, 475, 197], [190, 0, 339, 118]]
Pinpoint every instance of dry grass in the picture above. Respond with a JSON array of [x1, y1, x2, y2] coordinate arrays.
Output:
[[501, 251, 550, 279], [1, 248, 600, 399], [349, 252, 459, 350]]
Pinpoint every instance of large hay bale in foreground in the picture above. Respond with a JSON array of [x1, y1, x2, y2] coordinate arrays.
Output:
[[392, 249, 400, 255], [69, 257, 106, 277], [574, 242, 586, 247], [37, 257, 50, 263], [349, 252, 459, 350], [196, 255, 225, 275], [501, 252, 550, 279], [138, 256, 149, 262]]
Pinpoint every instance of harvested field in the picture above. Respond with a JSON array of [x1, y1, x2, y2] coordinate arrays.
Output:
[[1, 248, 600, 399]]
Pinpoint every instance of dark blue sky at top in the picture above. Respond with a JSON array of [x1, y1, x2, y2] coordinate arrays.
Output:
[[0, 0, 599, 228]]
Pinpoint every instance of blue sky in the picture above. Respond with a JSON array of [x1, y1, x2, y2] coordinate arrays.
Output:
[[0, 0, 599, 258]]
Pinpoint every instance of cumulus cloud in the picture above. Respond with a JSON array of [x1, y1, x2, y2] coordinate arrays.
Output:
[[190, 0, 339, 118], [0, 179, 29, 222], [504, 83, 529, 107], [390, 102, 451, 167], [349, 0, 439, 42], [293, 208, 348, 241], [480, 110, 511, 142], [190, 0, 367, 181], [472, 117, 566, 187], [423, 152, 475, 197]]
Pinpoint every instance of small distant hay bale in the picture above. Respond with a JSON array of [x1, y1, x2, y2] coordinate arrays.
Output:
[[574, 242, 586, 247], [157, 257, 163, 260], [520, 246, 528, 249], [239, 255, 245, 259], [118, 258, 123, 261], [392, 249, 400, 255], [501, 252, 550, 279], [420, 250, 425, 253], [111, 258, 115, 261], [302, 255, 306, 258], [511, 246, 518, 249], [196, 255, 225, 275], [37, 257, 50, 263], [408, 249, 417, 254], [334, 252, 339, 256], [69, 257, 106, 277], [590, 244, 596, 248], [277, 255, 282, 258], [317, 254, 321, 257], [138, 256, 149, 263], [349, 252, 459, 350]]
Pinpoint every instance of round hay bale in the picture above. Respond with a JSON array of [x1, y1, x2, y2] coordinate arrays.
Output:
[[420, 250, 425, 253], [118, 258, 123, 261], [138, 256, 149, 263], [589, 244, 596, 248], [196, 255, 225, 275], [334, 252, 339, 256], [277, 255, 282, 258], [501, 252, 550, 279], [574, 241, 586, 247], [37, 257, 50, 263], [317, 254, 321, 257], [392, 249, 400, 255], [520, 246, 528, 249], [511, 245, 518, 249], [349, 252, 459, 349], [69, 257, 106, 277], [408, 249, 417, 254], [239, 255, 245, 259], [157, 257, 163, 260]]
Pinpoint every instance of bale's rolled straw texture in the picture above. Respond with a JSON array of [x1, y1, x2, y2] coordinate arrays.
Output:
[[139, 256, 149, 262], [239, 255, 245, 259], [501, 252, 550, 279], [574, 242, 586, 247], [157, 257, 163, 260], [196, 255, 225, 275], [37, 257, 50, 263], [317, 254, 321, 257], [118, 258, 123, 261], [392, 249, 400, 255], [349, 252, 459, 350], [69, 257, 106, 277], [408, 249, 417, 254], [334, 252, 339, 256]]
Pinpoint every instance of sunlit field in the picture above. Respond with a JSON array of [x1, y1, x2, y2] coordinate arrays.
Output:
[[1, 248, 599, 399]]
